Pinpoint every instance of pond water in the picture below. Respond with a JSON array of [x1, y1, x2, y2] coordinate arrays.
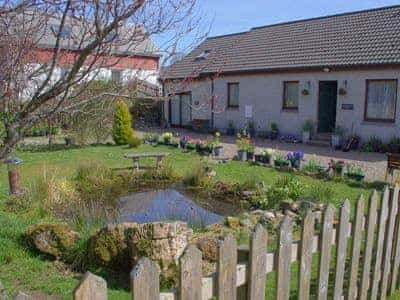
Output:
[[118, 188, 242, 227]]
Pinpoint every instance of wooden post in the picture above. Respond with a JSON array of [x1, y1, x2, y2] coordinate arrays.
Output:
[[179, 245, 202, 300], [298, 210, 315, 300], [371, 187, 390, 300], [359, 191, 379, 300], [217, 233, 237, 300], [380, 186, 399, 300], [347, 196, 365, 300], [248, 224, 268, 300], [74, 272, 107, 300], [276, 216, 292, 300], [131, 257, 160, 300], [390, 186, 400, 294], [333, 199, 350, 300], [317, 204, 334, 300]]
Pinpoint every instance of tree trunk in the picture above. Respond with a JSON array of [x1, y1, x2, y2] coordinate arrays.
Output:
[[48, 118, 53, 146], [0, 123, 20, 160]]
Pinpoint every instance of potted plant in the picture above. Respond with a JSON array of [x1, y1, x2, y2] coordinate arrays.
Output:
[[331, 126, 344, 149], [302, 155, 326, 176], [328, 159, 345, 176], [143, 133, 159, 146], [338, 88, 347, 95], [287, 151, 304, 169], [169, 137, 180, 147], [302, 119, 314, 144], [258, 148, 275, 164], [180, 135, 191, 148], [161, 132, 173, 144], [274, 154, 290, 168], [210, 132, 224, 158], [270, 122, 279, 140], [247, 142, 255, 161], [345, 164, 365, 182], [247, 120, 255, 138], [226, 120, 235, 136], [236, 131, 250, 161], [186, 141, 196, 150], [195, 139, 209, 154]]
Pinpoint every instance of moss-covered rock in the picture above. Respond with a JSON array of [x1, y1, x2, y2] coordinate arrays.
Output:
[[88, 223, 137, 270], [225, 216, 240, 230], [26, 222, 79, 258]]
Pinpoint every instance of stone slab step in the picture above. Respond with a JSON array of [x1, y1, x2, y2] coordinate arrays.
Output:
[[307, 139, 331, 147]]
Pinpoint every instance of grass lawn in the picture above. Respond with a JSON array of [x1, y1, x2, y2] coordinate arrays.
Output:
[[0, 143, 390, 299]]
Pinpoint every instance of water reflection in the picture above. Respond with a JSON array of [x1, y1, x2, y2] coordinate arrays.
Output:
[[118, 189, 231, 227]]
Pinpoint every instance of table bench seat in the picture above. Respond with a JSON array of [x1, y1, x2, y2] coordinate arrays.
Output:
[[124, 152, 169, 170]]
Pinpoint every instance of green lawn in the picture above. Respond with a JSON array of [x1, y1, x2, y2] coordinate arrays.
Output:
[[0, 144, 390, 299]]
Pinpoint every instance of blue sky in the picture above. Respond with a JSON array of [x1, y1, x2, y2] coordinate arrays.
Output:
[[156, 0, 400, 55]]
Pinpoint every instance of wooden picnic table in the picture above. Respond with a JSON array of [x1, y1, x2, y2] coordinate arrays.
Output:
[[124, 152, 169, 170]]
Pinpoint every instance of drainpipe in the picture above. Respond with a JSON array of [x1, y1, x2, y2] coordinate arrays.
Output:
[[161, 79, 166, 127], [211, 76, 215, 130]]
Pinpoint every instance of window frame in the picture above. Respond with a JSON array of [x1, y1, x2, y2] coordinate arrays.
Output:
[[111, 70, 122, 83], [227, 82, 240, 108], [282, 81, 300, 111], [364, 79, 398, 123]]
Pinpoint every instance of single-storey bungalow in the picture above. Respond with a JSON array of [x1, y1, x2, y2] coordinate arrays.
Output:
[[161, 5, 400, 143]]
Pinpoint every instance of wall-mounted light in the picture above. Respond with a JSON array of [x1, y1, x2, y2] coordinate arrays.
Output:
[[323, 67, 330, 73], [338, 80, 348, 95]]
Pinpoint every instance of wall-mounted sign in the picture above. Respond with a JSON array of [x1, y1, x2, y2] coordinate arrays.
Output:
[[245, 105, 253, 118], [341, 104, 354, 110]]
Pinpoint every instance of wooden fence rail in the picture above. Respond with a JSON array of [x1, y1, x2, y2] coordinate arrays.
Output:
[[71, 185, 400, 300]]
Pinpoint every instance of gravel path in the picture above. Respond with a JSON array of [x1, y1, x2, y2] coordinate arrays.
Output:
[[139, 128, 388, 182]]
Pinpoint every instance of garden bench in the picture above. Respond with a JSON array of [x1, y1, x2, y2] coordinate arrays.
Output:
[[124, 152, 169, 170], [386, 153, 400, 182]]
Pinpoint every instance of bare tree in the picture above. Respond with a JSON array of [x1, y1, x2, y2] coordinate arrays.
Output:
[[0, 0, 203, 158]]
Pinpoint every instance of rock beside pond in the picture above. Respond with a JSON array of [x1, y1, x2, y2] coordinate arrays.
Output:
[[88, 221, 192, 272], [88, 223, 137, 269], [196, 236, 219, 262], [225, 217, 240, 229], [127, 221, 192, 271], [26, 222, 79, 259]]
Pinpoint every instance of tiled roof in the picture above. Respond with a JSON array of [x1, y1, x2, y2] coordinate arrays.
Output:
[[5, 12, 160, 58], [163, 5, 400, 79]]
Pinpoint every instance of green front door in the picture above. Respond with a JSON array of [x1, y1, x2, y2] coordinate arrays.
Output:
[[318, 81, 338, 133]]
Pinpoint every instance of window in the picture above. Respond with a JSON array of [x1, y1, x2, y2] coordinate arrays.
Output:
[[227, 83, 239, 108], [60, 67, 70, 79], [365, 79, 397, 122], [111, 70, 122, 83], [50, 25, 71, 39], [283, 81, 299, 110], [194, 50, 211, 61], [105, 31, 118, 42]]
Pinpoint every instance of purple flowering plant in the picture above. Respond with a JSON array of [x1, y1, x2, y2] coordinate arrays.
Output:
[[287, 151, 304, 169]]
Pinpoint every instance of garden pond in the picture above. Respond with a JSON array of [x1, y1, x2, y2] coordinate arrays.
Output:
[[117, 188, 243, 227]]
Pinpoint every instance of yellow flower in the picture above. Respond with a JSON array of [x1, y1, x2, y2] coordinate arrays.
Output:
[[215, 132, 221, 137]]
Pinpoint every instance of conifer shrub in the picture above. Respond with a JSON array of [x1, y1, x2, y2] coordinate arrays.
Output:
[[112, 101, 135, 145]]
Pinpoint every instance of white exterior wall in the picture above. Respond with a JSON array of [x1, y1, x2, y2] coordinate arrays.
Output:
[[164, 79, 212, 122], [165, 67, 400, 142], [22, 65, 159, 100]]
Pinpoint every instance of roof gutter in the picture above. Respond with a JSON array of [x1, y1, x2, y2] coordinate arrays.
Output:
[[162, 62, 400, 80]]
